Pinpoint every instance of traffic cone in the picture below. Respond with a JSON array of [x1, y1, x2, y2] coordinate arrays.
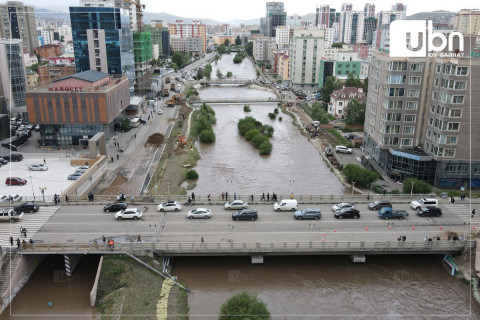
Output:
[[412, 226, 415, 230], [365, 227, 368, 231], [440, 226, 444, 230], [387, 226, 391, 231], [334, 229, 337, 233], [322, 233, 326, 237]]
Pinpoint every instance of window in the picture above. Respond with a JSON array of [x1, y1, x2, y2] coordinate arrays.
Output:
[[435, 64, 441, 73], [444, 149, 455, 157], [410, 63, 423, 71], [446, 136, 457, 145], [403, 126, 414, 134], [384, 100, 403, 109], [389, 88, 404, 96], [447, 123, 460, 131], [384, 125, 400, 133], [338, 63, 342, 68], [443, 64, 451, 74], [449, 109, 462, 117], [433, 78, 439, 86], [432, 91, 437, 100], [452, 96, 464, 104], [430, 104, 435, 113], [404, 115, 416, 122], [456, 66, 468, 75], [428, 117, 433, 125], [402, 138, 413, 146], [406, 101, 417, 110], [338, 70, 342, 75], [388, 75, 406, 84], [454, 81, 466, 90], [409, 76, 421, 84], [389, 61, 407, 71], [383, 137, 399, 146], [426, 129, 432, 138], [385, 113, 402, 121], [407, 89, 420, 97]]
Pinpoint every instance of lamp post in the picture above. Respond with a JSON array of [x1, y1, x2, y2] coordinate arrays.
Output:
[[39, 187, 47, 202], [30, 172, 35, 200], [352, 181, 356, 196], [410, 181, 416, 197], [166, 181, 170, 200]]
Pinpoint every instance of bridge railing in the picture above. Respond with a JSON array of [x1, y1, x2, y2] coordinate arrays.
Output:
[[20, 240, 473, 254]]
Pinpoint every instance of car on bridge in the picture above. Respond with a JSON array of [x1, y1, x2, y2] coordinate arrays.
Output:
[[0, 209, 23, 222], [187, 208, 212, 219], [157, 200, 182, 212], [104, 202, 128, 212], [331, 202, 355, 212], [28, 164, 48, 171], [224, 200, 248, 210], [13, 202, 39, 213], [334, 208, 361, 219], [416, 206, 442, 217], [232, 209, 258, 221], [368, 200, 392, 210], [115, 208, 142, 220], [294, 208, 322, 220], [410, 198, 439, 211]]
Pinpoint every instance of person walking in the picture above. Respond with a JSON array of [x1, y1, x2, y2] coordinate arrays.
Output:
[[16, 238, 20, 250], [367, 193, 370, 201], [207, 194, 211, 203], [451, 196, 455, 204], [10, 236, 13, 246], [261, 193, 265, 201], [221, 192, 225, 201], [137, 234, 142, 242], [225, 192, 228, 201], [251, 194, 254, 203], [191, 192, 195, 201], [116, 154, 119, 160], [22, 227, 27, 238], [102, 235, 106, 244], [43, 158, 46, 164], [290, 193, 293, 199], [402, 235, 406, 241], [472, 209, 476, 218], [54, 194, 58, 205], [267, 193, 270, 202], [234, 193, 237, 200]]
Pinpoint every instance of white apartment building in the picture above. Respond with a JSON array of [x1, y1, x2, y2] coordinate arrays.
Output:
[[324, 28, 334, 47], [275, 26, 290, 48], [253, 37, 276, 61], [170, 36, 186, 52], [339, 11, 364, 44]]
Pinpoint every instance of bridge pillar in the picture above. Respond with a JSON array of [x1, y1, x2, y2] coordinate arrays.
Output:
[[64, 254, 82, 277], [350, 254, 366, 263], [251, 255, 264, 264]]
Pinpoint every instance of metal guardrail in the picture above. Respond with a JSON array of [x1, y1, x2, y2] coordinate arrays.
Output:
[[19, 240, 473, 255]]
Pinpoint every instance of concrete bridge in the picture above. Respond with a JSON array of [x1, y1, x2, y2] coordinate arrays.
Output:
[[19, 240, 473, 263], [198, 79, 253, 86]]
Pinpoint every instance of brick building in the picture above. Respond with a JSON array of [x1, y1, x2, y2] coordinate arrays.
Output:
[[34, 44, 62, 60]]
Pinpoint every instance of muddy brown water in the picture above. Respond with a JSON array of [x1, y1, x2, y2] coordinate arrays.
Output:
[[0, 255, 100, 319], [172, 255, 480, 319]]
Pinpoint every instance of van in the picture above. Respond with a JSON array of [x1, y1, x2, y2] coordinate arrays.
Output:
[[130, 118, 140, 128], [273, 199, 298, 212]]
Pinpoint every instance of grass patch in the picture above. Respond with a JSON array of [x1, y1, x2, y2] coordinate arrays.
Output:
[[96, 255, 165, 318], [327, 128, 350, 146], [167, 286, 190, 320]]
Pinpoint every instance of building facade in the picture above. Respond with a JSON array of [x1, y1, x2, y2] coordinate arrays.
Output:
[[70, 3, 135, 89], [0, 1, 37, 53], [34, 44, 62, 60], [328, 86, 365, 117], [133, 31, 152, 93], [253, 37, 276, 62], [452, 9, 480, 36], [0, 39, 26, 107], [275, 26, 290, 48], [38, 64, 77, 86], [265, 2, 286, 37], [168, 21, 207, 53], [26, 70, 130, 146], [339, 10, 364, 44]]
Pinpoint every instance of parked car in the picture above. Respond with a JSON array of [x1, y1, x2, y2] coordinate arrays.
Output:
[[103, 202, 128, 212], [273, 199, 298, 212], [67, 172, 83, 180], [6, 177, 27, 186], [187, 208, 212, 219], [157, 200, 182, 212], [17, 125, 27, 131], [0, 209, 23, 222], [232, 209, 258, 221], [294, 208, 322, 220], [416, 206, 442, 217], [344, 134, 357, 141], [35, 124, 40, 131], [224, 200, 248, 210], [0, 158, 8, 165], [335, 146, 353, 154], [3, 154, 23, 162], [410, 198, 439, 210], [28, 164, 48, 171], [9, 194, 22, 202], [115, 208, 143, 220], [0, 195, 11, 202], [335, 208, 361, 219], [13, 202, 39, 213], [75, 165, 90, 173], [368, 200, 392, 210], [331, 202, 355, 212]]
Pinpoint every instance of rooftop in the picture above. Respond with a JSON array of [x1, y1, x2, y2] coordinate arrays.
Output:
[[53, 70, 109, 84]]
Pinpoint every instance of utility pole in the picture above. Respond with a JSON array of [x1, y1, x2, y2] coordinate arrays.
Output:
[[410, 181, 416, 197], [167, 181, 170, 199]]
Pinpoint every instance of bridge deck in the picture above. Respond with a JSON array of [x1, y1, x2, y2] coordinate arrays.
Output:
[[19, 240, 472, 256]]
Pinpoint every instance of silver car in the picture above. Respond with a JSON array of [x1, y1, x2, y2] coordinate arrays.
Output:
[[332, 202, 355, 212], [224, 200, 248, 210], [28, 164, 48, 171], [187, 208, 212, 219]]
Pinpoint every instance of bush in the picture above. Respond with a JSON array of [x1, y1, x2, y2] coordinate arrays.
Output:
[[245, 129, 261, 141], [199, 129, 215, 143], [343, 164, 379, 188], [243, 105, 251, 112], [220, 292, 270, 320], [259, 140, 272, 155], [279, 117, 282, 121], [274, 108, 279, 114], [186, 170, 199, 180], [120, 119, 130, 132], [373, 185, 385, 194], [261, 125, 274, 137], [252, 135, 268, 149], [268, 113, 276, 119], [402, 178, 433, 194], [238, 117, 259, 136]]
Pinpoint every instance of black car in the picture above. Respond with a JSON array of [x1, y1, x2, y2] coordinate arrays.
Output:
[[416, 207, 442, 217], [0, 158, 8, 165], [344, 133, 357, 141], [368, 200, 392, 210], [13, 202, 39, 213], [335, 208, 361, 219], [232, 209, 258, 221], [3, 153, 23, 162], [103, 202, 128, 212]]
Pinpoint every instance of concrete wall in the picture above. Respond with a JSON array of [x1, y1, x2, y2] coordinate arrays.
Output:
[[89, 256, 103, 307], [63, 156, 108, 198]]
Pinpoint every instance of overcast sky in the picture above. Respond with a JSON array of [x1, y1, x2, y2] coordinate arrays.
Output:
[[20, 0, 480, 21]]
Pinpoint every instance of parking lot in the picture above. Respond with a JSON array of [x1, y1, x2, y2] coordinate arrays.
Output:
[[0, 153, 80, 201]]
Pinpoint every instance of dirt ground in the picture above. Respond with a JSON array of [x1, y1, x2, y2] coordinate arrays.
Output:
[[144, 133, 165, 148], [101, 173, 128, 195]]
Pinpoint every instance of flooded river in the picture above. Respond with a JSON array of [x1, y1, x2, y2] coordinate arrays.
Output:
[[173, 255, 480, 319]]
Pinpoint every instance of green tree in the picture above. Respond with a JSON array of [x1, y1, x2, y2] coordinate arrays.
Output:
[[226, 71, 233, 78], [216, 69, 223, 79], [186, 170, 199, 180], [171, 51, 184, 70], [311, 102, 329, 124], [199, 129, 215, 143], [196, 68, 204, 80], [217, 45, 227, 54], [220, 292, 270, 320], [320, 76, 342, 103], [331, 42, 343, 48], [245, 129, 260, 141], [345, 72, 362, 88], [362, 77, 369, 94], [344, 99, 366, 125], [343, 164, 379, 188], [204, 64, 212, 80], [235, 35, 241, 46], [245, 41, 253, 56], [402, 178, 433, 194], [224, 39, 230, 46], [259, 140, 272, 155]]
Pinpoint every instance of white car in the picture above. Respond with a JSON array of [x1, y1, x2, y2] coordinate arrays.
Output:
[[157, 200, 182, 212], [157, 109, 163, 114], [410, 198, 439, 210], [332, 202, 355, 212], [76, 165, 90, 173], [224, 200, 248, 210], [0, 195, 11, 202], [335, 146, 353, 154], [115, 208, 143, 220], [0, 209, 23, 222], [28, 164, 48, 171], [9, 194, 22, 202], [187, 208, 212, 219]]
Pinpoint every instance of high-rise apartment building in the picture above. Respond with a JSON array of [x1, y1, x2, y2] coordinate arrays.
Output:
[[376, 3, 407, 28], [144, 25, 170, 59], [275, 26, 290, 48], [168, 20, 207, 53], [364, 3, 375, 17], [0, 1, 37, 53], [289, 29, 325, 90], [0, 39, 26, 108], [253, 37, 276, 62], [363, 37, 480, 187], [339, 10, 364, 44], [114, 0, 137, 31], [133, 31, 152, 93], [265, 2, 287, 37], [70, 0, 135, 89], [315, 5, 330, 28], [452, 9, 480, 36]]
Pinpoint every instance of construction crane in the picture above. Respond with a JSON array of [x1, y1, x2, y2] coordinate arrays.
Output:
[[123, 0, 144, 31]]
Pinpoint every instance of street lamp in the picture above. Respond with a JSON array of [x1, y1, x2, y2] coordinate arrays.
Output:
[[352, 181, 356, 196], [39, 187, 47, 202], [410, 181, 416, 197], [166, 181, 170, 200]]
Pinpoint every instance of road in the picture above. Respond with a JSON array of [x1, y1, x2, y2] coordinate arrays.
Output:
[[16, 201, 476, 247]]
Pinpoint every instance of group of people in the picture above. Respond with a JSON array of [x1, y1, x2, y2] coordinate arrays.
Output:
[[397, 235, 407, 242], [87, 193, 95, 202], [116, 193, 126, 202], [260, 193, 279, 202], [53, 194, 61, 205]]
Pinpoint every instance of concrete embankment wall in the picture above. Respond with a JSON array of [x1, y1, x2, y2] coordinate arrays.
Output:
[[89, 256, 103, 307]]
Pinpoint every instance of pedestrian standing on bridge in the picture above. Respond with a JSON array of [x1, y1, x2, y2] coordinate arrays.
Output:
[[207, 194, 211, 203], [201, 236, 204, 244], [251, 194, 254, 203], [102, 235, 106, 244], [472, 209, 476, 218], [225, 192, 228, 201], [267, 193, 270, 202], [10, 236, 13, 246], [221, 192, 225, 201], [137, 234, 142, 242], [234, 193, 236, 200], [131, 195, 135, 204]]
